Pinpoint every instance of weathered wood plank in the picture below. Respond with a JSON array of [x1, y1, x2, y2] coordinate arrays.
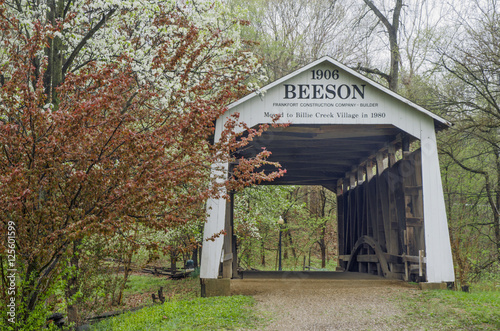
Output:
[[356, 255, 379, 263], [406, 217, 424, 227], [378, 170, 392, 254], [337, 179, 345, 261]]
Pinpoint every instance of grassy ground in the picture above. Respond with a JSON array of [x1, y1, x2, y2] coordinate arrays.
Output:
[[399, 282, 500, 330], [90, 270, 500, 330], [90, 271, 264, 330], [241, 253, 338, 272], [90, 295, 262, 330]]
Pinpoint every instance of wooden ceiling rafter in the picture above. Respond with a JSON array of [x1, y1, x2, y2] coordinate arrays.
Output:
[[234, 124, 409, 185]]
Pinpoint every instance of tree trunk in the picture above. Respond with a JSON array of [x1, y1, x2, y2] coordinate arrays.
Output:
[[191, 247, 198, 268], [284, 217, 297, 259], [66, 240, 81, 326], [496, 155, 500, 263], [19, 262, 39, 325], [387, 11, 401, 92], [260, 241, 266, 267], [170, 249, 178, 275], [363, 0, 403, 92], [45, 0, 66, 107], [283, 235, 288, 260], [319, 226, 327, 268], [116, 249, 134, 306]]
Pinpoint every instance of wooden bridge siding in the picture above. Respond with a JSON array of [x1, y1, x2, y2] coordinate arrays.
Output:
[[402, 151, 425, 256], [336, 182, 345, 259], [337, 149, 426, 280]]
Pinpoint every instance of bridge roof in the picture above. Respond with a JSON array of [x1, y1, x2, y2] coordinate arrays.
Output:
[[228, 56, 450, 129]]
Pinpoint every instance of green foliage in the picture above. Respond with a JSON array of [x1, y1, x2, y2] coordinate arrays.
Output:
[[190, 267, 201, 279], [0, 261, 68, 331], [72, 236, 129, 318], [234, 185, 337, 270], [123, 275, 169, 296], [439, 148, 496, 286], [234, 185, 304, 268], [250, 253, 338, 272], [90, 296, 261, 331]]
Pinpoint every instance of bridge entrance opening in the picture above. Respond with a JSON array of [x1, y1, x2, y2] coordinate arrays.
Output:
[[232, 184, 338, 277]]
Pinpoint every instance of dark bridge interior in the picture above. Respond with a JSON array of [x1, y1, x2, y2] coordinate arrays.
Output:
[[228, 123, 427, 282], [234, 124, 406, 187]]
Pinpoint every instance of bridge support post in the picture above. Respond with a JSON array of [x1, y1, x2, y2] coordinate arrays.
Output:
[[200, 163, 229, 281], [420, 122, 455, 283]]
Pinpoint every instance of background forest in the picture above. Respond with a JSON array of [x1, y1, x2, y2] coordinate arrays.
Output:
[[0, 0, 499, 329]]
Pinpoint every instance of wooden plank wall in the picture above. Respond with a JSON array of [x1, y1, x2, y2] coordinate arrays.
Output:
[[337, 147, 426, 281]]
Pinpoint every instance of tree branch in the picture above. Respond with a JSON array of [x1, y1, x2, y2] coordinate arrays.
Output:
[[62, 8, 116, 77], [355, 65, 391, 84], [440, 148, 487, 176], [363, 0, 391, 31]]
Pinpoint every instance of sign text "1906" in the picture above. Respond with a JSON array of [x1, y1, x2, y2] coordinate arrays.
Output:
[[311, 69, 339, 80]]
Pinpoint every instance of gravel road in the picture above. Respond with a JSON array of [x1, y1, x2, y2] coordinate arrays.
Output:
[[231, 273, 417, 331]]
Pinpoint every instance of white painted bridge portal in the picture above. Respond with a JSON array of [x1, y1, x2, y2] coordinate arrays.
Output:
[[200, 57, 455, 289]]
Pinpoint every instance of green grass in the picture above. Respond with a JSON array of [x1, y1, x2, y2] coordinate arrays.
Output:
[[124, 273, 200, 299], [90, 295, 263, 331], [242, 252, 338, 272], [95, 269, 500, 330], [402, 288, 500, 330], [124, 274, 170, 294]]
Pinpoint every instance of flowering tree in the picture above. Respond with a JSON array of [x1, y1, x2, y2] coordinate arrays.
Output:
[[0, 0, 283, 328]]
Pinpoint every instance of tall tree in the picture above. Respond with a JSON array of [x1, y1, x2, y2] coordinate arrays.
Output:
[[234, 186, 306, 269], [0, 0, 282, 328], [357, 0, 403, 91], [397, 0, 448, 104], [232, 0, 349, 81], [304, 186, 336, 268], [438, 0, 500, 267]]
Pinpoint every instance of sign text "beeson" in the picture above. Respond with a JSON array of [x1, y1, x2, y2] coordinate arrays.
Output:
[[283, 84, 366, 100]]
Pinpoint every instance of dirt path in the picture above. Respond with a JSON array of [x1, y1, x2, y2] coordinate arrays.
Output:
[[231, 273, 418, 331]]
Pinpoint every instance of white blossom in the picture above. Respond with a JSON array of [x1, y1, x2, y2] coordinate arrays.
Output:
[[1, 0, 265, 115]]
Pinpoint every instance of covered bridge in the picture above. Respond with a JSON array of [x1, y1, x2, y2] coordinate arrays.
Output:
[[200, 57, 455, 294]]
